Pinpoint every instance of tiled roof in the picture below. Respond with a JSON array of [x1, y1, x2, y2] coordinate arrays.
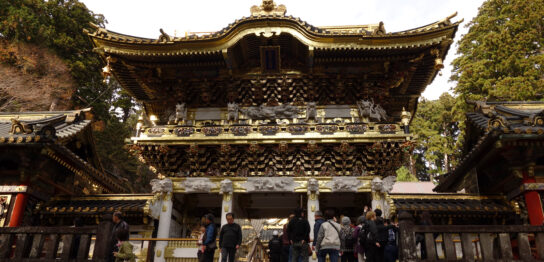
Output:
[[0, 109, 91, 144], [41, 194, 153, 216], [389, 194, 515, 214], [435, 101, 544, 192]]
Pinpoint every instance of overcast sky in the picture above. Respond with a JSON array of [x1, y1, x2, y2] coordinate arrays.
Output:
[[81, 0, 485, 100]]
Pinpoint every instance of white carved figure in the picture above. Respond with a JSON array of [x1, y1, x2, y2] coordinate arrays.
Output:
[[251, 178, 291, 191], [227, 102, 239, 122], [150, 178, 173, 194], [169, 102, 187, 124], [332, 177, 360, 192], [308, 178, 319, 193], [305, 102, 317, 122], [240, 104, 300, 120], [357, 99, 388, 122], [183, 178, 215, 192], [220, 179, 233, 194], [371, 176, 396, 193]]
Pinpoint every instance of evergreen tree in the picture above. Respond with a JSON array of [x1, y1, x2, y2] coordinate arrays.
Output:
[[410, 93, 460, 180], [451, 0, 544, 101]]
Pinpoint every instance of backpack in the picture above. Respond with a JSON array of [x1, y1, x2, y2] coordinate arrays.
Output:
[[358, 223, 375, 246], [387, 228, 396, 245], [343, 227, 356, 249]]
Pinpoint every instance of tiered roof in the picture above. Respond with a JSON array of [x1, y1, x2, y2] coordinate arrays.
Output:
[[0, 109, 126, 194]]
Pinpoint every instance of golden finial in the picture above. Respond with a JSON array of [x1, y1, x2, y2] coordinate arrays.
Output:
[[250, 0, 286, 16]]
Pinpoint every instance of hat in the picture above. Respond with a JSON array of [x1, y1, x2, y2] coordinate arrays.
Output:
[[273, 230, 279, 236]]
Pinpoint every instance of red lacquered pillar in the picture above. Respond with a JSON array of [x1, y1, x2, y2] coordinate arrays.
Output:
[[8, 187, 28, 227]]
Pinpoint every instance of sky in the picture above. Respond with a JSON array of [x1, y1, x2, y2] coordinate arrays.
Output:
[[81, 0, 485, 100]]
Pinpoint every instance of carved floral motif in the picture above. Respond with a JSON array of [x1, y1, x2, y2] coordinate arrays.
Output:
[[258, 125, 279, 135], [287, 124, 308, 135], [202, 126, 223, 136], [345, 123, 367, 134], [174, 127, 194, 136], [230, 125, 251, 136], [316, 124, 338, 134], [378, 124, 397, 133]]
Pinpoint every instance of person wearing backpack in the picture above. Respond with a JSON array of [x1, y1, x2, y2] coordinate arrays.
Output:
[[353, 216, 368, 262], [383, 218, 398, 262], [362, 211, 379, 262], [315, 209, 342, 262], [340, 216, 356, 262]]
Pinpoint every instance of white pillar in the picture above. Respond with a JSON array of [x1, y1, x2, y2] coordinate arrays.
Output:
[[150, 178, 174, 262], [307, 178, 320, 262], [370, 176, 395, 218], [220, 179, 234, 226], [307, 191, 319, 238], [221, 192, 233, 226]]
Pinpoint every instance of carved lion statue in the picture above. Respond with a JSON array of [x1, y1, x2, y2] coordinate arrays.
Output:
[[220, 179, 233, 194], [308, 178, 319, 193], [371, 176, 396, 193]]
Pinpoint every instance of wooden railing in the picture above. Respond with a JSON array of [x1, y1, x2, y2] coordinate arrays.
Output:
[[0, 215, 113, 261], [247, 237, 268, 262], [398, 211, 544, 261]]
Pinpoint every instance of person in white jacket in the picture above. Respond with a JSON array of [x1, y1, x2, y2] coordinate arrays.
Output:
[[315, 209, 343, 262]]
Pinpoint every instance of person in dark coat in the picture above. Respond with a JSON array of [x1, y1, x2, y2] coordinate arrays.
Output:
[[109, 211, 129, 262], [281, 214, 295, 262], [219, 213, 242, 262], [287, 207, 311, 262], [363, 211, 380, 262], [312, 211, 325, 252], [202, 213, 218, 262], [269, 230, 283, 262], [383, 218, 399, 262], [374, 209, 387, 262]]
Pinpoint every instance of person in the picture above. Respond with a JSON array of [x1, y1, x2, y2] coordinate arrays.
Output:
[[197, 225, 206, 262], [113, 228, 136, 262], [374, 209, 387, 262], [356, 205, 369, 228], [269, 230, 283, 262], [312, 211, 325, 253], [202, 213, 218, 262], [340, 217, 356, 262], [383, 218, 398, 262], [315, 209, 342, 262], [109, 211, 129, 262], [352, 216, 365, 262], [363, 211, 379, 262], [287, 207, 311, 262], [282, 214, 295, 262], [219, 213, 242, 262]]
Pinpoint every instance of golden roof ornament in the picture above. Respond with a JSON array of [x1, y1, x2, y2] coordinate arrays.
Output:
[[250, 0, 286, 16]]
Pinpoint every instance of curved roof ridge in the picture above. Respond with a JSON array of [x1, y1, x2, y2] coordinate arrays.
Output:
[[87, 13, 460, 44]]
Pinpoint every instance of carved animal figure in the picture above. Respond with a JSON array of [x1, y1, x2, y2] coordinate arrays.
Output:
[[305, 102, 317, 122], [227, 102, 239, 122], [240, 104, 300, 120], [357, 99, 388, 122], [168, 103, 187, 124], [220, 179, 233, 194], [308, 178, 319, 192], [371, 176, 396, 193], [159, 28, 171, 42]]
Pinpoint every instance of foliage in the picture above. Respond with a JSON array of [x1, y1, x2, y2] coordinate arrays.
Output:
[[451, 0, 544, 102], [396, 166, 418, 182], [410, 93, 461, 181], [0, 0, 150, 192]]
